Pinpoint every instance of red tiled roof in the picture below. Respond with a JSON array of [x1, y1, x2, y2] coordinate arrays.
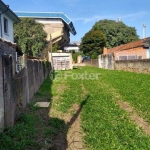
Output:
[[107, 37, 150, 54]]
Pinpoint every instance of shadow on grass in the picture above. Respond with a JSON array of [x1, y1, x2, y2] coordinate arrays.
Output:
[[0, 69, 89, 150], [47, 95, 90, 150], [0, 70, 55, 150]]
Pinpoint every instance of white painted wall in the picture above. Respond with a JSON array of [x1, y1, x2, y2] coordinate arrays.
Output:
[[0, 12, 14, 43], [35, 18, 63, 24], [146, 48, 150, 59], [64, 46, 79, 52], [48, 52, 73, 70]]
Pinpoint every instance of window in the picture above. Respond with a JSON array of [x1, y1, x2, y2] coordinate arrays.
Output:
[[3, 17, 8, 34]]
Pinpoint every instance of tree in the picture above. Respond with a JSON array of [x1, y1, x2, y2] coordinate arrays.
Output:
[[72, 52, 83, 63], [14, 18, 47, 56], [80, 30, 106, 59], [52, 42, 59, 52], [92, 19, 139, 49]]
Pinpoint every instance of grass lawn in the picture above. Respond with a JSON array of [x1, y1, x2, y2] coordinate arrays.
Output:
[[52, 67, 150, 149], [1, 66, 150, 149]]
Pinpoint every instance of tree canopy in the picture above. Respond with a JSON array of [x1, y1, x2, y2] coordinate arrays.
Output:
[[14, 18, 47, 56], [80, 30, 106, 59], [92, 19, 139, 49]]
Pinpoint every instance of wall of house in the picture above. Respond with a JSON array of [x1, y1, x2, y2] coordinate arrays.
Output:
[[114, 47, 147, 60], [64, 46, 79, 52], [0, 13, 14, 43], [146, 47, 150, 58], [35, 18, 70, 47], [104, 38, 150, 60], [35, 19, 64, 41]]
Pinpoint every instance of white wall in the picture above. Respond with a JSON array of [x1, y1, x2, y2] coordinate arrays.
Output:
[[0, 13, 14, 43], [64, 46, 79, 52], [48, 52, 73, 70], [146, 48, 150, 59], [35, 18, 63, 24]]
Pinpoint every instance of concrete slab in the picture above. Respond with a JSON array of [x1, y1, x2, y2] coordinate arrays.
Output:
[[34, 102, 50, 108]]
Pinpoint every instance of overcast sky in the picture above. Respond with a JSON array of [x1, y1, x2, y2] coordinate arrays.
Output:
[[4, 0, 150, 42]]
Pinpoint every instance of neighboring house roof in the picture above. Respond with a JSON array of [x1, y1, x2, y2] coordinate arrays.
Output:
[[14, 12, 77, 35], [0, 0, 20, 22], [107, 37, 150, 54], [71, 41, 81, 46]]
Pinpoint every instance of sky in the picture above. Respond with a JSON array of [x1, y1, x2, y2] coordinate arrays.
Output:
[[4, 0, 150, 42]]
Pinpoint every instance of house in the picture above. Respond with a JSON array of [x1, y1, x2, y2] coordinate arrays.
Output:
[[64, 41, 80, 52], [0, 0, 20, 43], [0, 0, 20, 75], [103, 37, 150, 60], [15, 12, 76, 49]]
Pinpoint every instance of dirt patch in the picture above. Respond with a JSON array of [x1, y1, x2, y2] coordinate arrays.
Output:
[[66, 104, 86, 150], [35, 108, 50, 147], [48, 80, 87, 149], [49, 103, 86, 150], [118, 100, 150, 135]]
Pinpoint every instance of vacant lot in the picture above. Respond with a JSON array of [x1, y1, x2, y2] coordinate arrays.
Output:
[[1, 66, 150, 149]]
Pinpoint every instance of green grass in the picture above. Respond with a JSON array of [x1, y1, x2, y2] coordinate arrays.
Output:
[[0, 107, 39, 150], [0, 76, 53, 150], [51, 70, 84, 112], [81, 71, 150, 149], [100, 69, 150, 123], [51, 66, 150, 149], [1, 67, 150, 149]]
